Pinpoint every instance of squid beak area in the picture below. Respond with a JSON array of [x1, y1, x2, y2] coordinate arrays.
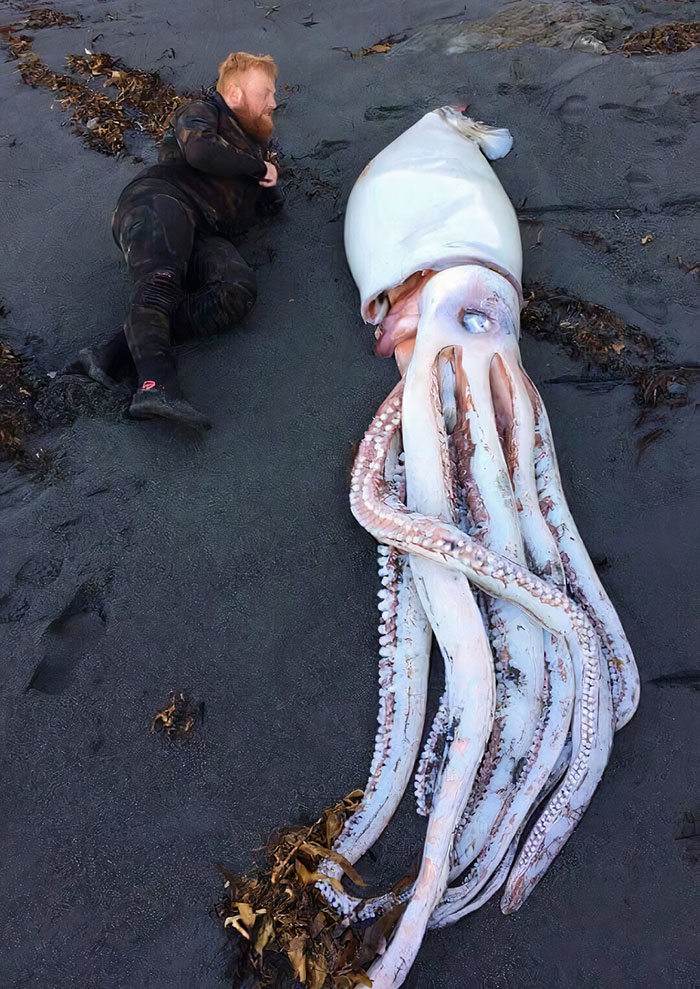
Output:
[[438, 346, 516, 439]]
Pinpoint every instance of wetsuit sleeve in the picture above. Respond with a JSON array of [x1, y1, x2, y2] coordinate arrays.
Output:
[[174, 101, 267, 179]]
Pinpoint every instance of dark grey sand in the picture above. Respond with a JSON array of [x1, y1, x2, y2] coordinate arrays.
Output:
[[1, 0, 699, 985]]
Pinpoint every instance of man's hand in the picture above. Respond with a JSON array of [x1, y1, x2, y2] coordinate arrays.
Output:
[[258, 161, 278, 187]]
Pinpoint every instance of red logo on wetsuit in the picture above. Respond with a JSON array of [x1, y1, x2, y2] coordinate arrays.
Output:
[[142, 380, 157, 391]]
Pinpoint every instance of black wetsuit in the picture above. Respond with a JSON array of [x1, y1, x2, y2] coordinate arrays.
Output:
[[111, 90, 282, 388]]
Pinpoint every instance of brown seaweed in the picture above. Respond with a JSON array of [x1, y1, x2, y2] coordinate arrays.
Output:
[[617, 22, 700, 56], [216, 789, 411, 988], [521, 285, 699, 409], [0, 343, 40, 458], [151, 691, 198, 740], [0, 338, 127, 471], [332, 34, 407, 58], [1, 10, 199, 157]]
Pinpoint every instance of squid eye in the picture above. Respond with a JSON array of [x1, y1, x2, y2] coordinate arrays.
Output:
[[461, 311, 490, 334]]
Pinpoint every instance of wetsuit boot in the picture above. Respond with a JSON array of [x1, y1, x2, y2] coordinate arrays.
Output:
[[74, 325, 132, 389], [63, 325, 132, 389], [129, 378, 212, 430]]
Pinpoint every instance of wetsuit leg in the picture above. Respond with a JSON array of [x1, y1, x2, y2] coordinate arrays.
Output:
[[172, 235, 257, 342], [112, 187, 196, 388]]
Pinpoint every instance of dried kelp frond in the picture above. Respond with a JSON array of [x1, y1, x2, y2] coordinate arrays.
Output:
[[521, 285, 699, 408], [522, 284, 662, 365], [355, 35, 406, 56], [0, 6, 75, 64], [216, 790, 408, 988], [66, 52, 195, 140], [618, 22, 700, 55], [1, 7, 77, 31], [332, 34, 407, 58], [0, 27, 32, 60], [1, 13, 199, 157], [151, 691, 198, 740], [636, 367, 697, 408]]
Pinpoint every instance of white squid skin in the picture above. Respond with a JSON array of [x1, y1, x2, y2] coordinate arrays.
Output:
[[312, 106, 639, 987]]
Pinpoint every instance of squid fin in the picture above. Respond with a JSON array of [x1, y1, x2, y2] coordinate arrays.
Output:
[[448, 113, 514, 160]]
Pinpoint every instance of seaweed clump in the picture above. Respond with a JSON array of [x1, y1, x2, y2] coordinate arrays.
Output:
[[521, 285, 699, 409], [1, 9, 199, 157], [0, 342, 41, 459], [216, 789, 406, 988], [617, 22, 700, 55], [0, 336, 127, 473], [151, 691, 199, 740]]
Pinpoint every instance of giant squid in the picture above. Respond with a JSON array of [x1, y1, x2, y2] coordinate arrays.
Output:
[[314, 107, 640, 988]]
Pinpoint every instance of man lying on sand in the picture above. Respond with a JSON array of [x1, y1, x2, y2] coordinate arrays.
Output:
[[73, 51, 282, 429]]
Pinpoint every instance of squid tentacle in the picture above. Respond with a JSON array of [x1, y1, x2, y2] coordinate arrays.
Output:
[[435, 633, 574, 921], [366, 552, 494, 985], [316, 530, 431, 916], [430, 734, 574, 928], [442, 368, 545, 881], [445, 350, 547, 879], [444, 356, 577, 904], [500, 627, 613, 913], [350, 383, 614, 916], [523, 373, 640, 730], [365, 354, 496, 989]]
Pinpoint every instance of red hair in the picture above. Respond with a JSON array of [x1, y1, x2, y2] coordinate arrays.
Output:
[[216, 52, 278, 95]]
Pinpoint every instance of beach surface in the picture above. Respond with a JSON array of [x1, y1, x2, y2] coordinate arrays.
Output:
[[1, 1, 698, 985]]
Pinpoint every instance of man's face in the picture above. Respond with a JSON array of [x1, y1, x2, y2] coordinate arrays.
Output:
[[225, 67, 277, 142]]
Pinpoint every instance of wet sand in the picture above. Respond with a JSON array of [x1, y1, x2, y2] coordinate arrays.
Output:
[[1, 0, 698, 986]]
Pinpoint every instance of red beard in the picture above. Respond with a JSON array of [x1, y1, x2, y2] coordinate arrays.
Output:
[[234, 103, 275, 144]]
